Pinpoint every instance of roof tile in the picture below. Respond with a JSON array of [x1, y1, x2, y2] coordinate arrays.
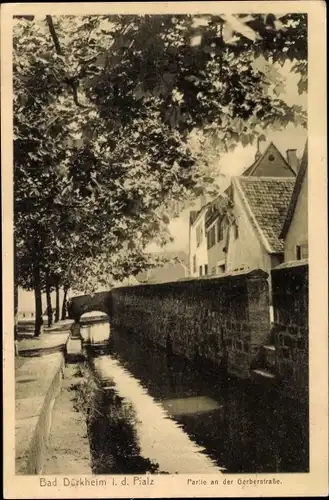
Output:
[[236, 177, 295, 253]]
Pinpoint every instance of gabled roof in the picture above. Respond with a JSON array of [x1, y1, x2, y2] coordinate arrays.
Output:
[[233, 176, 296, 254], [242, 142, 296, 177], [190, 142, 296, 229], [189, 210, 199, 226], [280, 141, 308, 239], [189, 196, 219, 228]]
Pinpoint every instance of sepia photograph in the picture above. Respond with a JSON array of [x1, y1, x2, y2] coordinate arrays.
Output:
[[2, 1, 328, 498]]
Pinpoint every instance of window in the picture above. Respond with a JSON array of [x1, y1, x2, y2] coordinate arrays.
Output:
[[234, 223, 239, 239], [218, 264, 226, 274], [217, 220, 224, 242], [193, 255, 196, 273], [211, 226, 216, 246], [296, 246, 301, 260], [199, 265, 203, 276], [301, 244, 309, 259], [205, 264, 208, 276], [207, 225, 216, 249], [196, 224, 203, 247], [296, 243, 308, 260]]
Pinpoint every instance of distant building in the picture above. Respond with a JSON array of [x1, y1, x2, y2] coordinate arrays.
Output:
[[226, 177, 296, 276], [17, 287, 64, 319], [280, 141, 308, 262], [111, 276, 140, 288], [137, 251, 189, 284]]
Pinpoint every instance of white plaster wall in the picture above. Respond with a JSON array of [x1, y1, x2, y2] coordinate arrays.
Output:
[[207, 221, 229, 275], [284, 172, 308, 262], [226, 186, 272, 275], [189, 213, 208, 277]]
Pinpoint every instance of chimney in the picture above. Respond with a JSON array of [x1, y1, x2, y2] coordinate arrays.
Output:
[[200, 194, 207, 208], [286, 149, 299, 174], [189, 210, 199, 226], [255, 136, 265, 161]]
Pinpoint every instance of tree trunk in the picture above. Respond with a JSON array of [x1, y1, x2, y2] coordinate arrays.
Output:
[[33, 265, 43, 336], [45, 277, 53, 328], [55, 283, 60, 322], [61, 286, 68, 320]]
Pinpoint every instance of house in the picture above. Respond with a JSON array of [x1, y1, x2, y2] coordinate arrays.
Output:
[[241, 141, 298, 177], [225, 177, 296, 276], [280, 142, 308, 262], [188, 205, 210, 277], [111, 276, 140, 288], [204, 196, 232, 275], [200, 141, 297, 276], [137, 251, 189, 283]]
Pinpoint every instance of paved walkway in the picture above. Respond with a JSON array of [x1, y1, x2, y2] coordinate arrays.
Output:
[[17, 319, 73, 356], [16, 352, 65, 473], [15, 319, 74, 474]]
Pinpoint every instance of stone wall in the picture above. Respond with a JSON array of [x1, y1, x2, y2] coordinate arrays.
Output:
[[110, 269, 271, 379], [271, 260, 308, 403], [68, 291, 111, 322]]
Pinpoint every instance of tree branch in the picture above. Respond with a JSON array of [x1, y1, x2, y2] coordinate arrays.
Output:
[[45, 15, 62, 55], [45, 15, 90, 109]]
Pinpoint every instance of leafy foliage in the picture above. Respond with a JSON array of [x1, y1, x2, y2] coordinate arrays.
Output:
[[13, 13, 307, 316]]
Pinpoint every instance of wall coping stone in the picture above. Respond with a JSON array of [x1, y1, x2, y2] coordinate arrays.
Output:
[[69, 291, 110, 301], [112, 268, 269, 293], [272, 259, 308, 271]]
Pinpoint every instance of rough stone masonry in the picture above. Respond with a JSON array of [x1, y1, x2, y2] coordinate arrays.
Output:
[[110, 269, 271, 380], [271, 260, 309, 403], [69, 265, 309, 402]]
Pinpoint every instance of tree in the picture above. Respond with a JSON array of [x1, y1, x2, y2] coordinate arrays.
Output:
[[14, 17, 72, 334], [13, 13, 307, 334]]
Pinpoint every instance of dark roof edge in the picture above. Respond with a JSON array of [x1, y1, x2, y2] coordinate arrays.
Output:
[[280, 141, 308, 239]]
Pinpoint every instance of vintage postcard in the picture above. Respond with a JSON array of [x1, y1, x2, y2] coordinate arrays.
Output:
[[2, 1, 328, 498]]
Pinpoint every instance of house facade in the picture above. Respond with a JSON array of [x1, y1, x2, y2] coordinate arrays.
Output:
[[205, 197, 232, 275], [226, 177, 296, 276], [189, 141, 297, 277], [280, 142, 308, 262], [189, 207, 209, 277]]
